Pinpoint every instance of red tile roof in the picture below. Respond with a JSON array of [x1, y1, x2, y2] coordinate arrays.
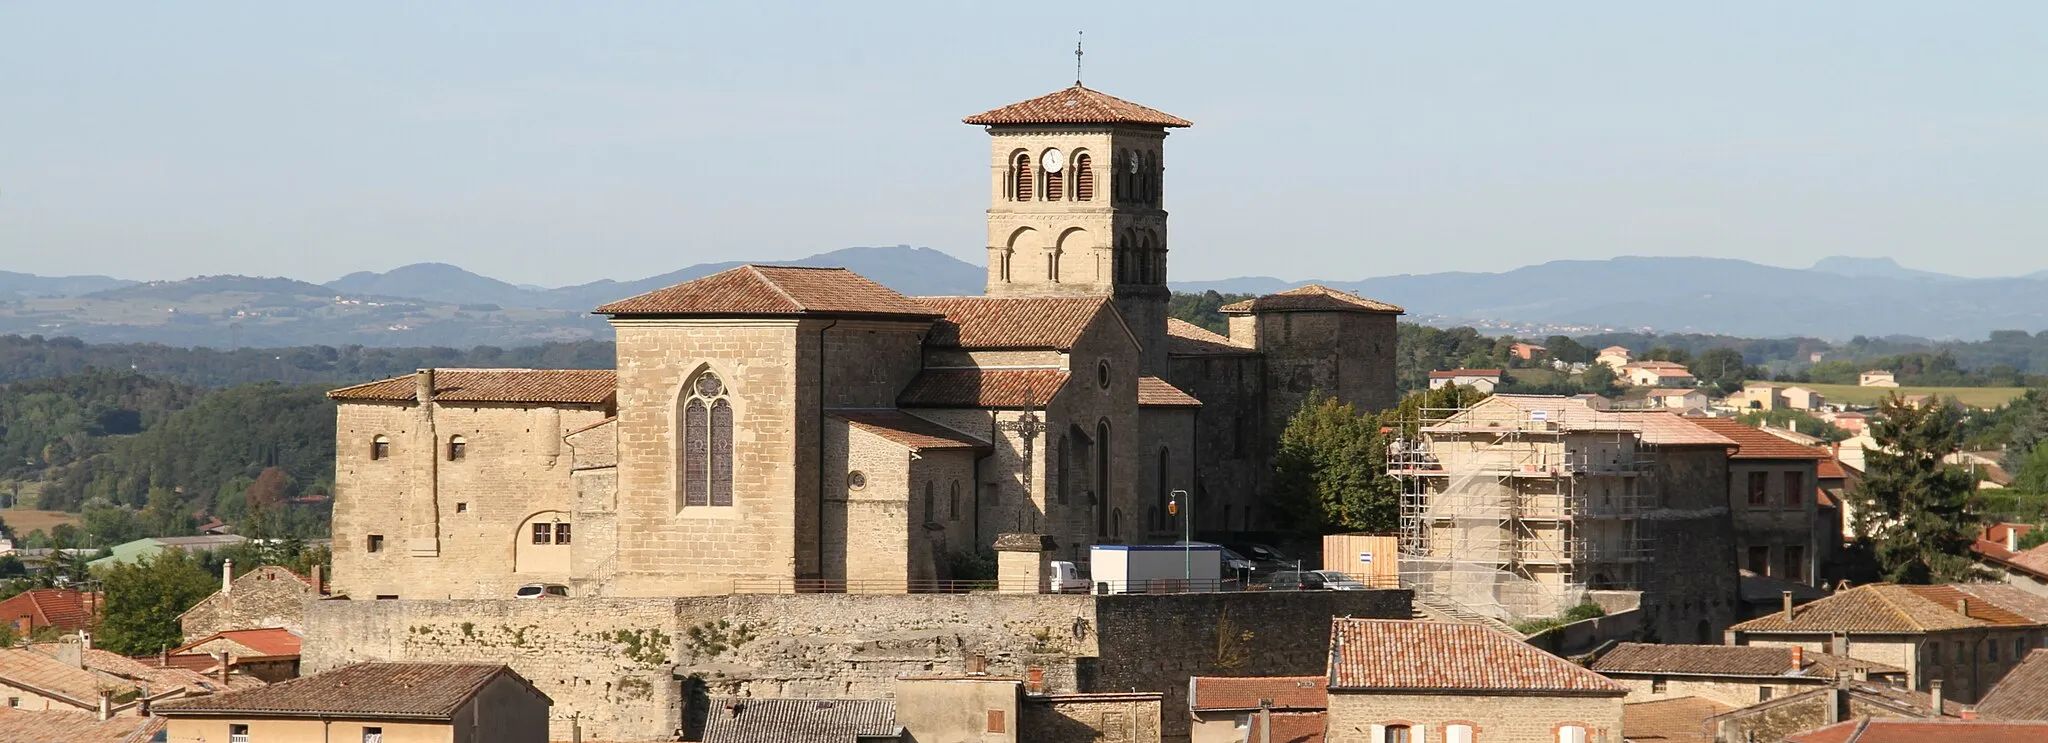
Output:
[[1686, 417, 1830, 460], [0, 589, 95, 633], [1787, 720, 2048, 743], [1138, 377, 1201, 408], [1591, 643, 1901, 678], [154, 662, 543, 720], [1623, 696, 1731, 743], [915, 296, 1112, 351], [172, 627, 303, 658], [1188, 676, 1327, 711], [1165, 318, 1254, 356], [0, 709, 164, 743], [1265, 711, 1326, 743], [1220, 285, 1403, 315], [1818, 458, 1849, 479], [1979, 648, 2048, 721], [328, 369, 616, 405], [1974, 525, 2048, 580], [898, 369, 1068, 409], [594, 265, 937, 319], [1730, 583, 2046, 634], [962, 85, 1191, 127], [833, 410, 990, 452], [1327, 619, 1624, 695]]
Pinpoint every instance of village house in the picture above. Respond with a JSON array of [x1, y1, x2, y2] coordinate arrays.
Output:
[[153, 662, 551, 743], [0, 588, 96, 637], [1640, 388, 1708, 411], [1858, 370, 1898, 387], [1426, 369, 1502, 393], [1781, 386, 1826, 410], [1972, 524, 2048, 598], [179, 562, 323, 640], [1509, 343, 1548, 361], [1596, 346, 1633, 369], [1726, 582, 2048, 703], [1619, 361, 1697, 388], [1708, 678, 1961, 743], [1824, 410, 1869, 435], [700, 675, 1164, 743], [325, 83, 1403, 600], [1187, 675, 1326, 743], [1737, 383, 1784, 411], [0, 708, 165, 742], [1689, 417, 1834, 587], [1976, 646, 2048, 721], [1589, 642, 1906, 708], [1321, 619, 1626, 743]]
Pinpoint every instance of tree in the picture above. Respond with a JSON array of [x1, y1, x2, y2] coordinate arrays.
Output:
[[2013, 441, 2048, 495], [1272, 393, 1397, 535], [1691, 348, 1749, 394], [1579, 363, 1621, 397], [1850, 395, 1989, 583], [94, 549, 220, 656]]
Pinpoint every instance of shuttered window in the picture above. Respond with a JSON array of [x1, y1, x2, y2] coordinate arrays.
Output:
[[1045, 164, 1064, 202], [1074, 154, 1094, 200], [1013, 154, 1032, 201]]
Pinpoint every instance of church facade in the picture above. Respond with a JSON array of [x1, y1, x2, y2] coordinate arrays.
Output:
[[327, 85, 1401, 599]]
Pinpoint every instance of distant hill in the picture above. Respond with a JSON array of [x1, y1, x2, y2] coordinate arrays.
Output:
[[1808, 256, 1960, 282], [326, 263, 535, 307], [0, 270, 135, 300]]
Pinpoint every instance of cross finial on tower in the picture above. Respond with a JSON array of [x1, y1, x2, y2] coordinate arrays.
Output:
[[1075, 31, 1085, 86]]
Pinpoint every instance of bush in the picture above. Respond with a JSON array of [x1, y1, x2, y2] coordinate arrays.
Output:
[[1514, 617, 1566, 635], [947, 550, 997, 581], [1563, 602, 1608, 622]]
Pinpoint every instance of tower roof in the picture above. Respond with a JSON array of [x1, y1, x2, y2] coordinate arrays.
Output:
[[1220, 285, 1404, 315], [594, 265, 937, 320], [963, 85, 1191, 128]]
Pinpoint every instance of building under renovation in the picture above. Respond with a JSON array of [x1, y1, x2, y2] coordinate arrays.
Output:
[[1389, 395, 1743, 644]]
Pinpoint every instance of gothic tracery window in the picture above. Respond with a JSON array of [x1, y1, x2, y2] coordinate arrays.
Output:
[[682, 371, 734, 508]]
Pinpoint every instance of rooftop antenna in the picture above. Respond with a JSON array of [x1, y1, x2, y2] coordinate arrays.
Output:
[[1074, 31, 1085, 86]]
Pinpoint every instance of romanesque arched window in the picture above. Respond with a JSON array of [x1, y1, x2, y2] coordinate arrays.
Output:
[[1096, 420, 1111, 538], [371, 435, 390, 461], [682, 370, 734, 508], [1146, 150, 1161, 204], [1044, 149, 1064, 202], [447, 435, 467, 462], [1074, 153, 1094, 201], [1115, 149, 1132, 202], [1013, 153, 1033, 202]]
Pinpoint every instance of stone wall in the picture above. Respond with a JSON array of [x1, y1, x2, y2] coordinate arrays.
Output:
[[304, 590, 1410, 743], [1641, 446, 1741, 644], [1730, 458, 1823, 585], [1024, 693, 1163, 743], [1164, 352, 1269, 535], [1324, 690, 1624, 743]]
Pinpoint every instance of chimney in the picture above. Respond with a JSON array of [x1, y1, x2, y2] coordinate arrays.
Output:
[[79, 630, 90, 652], [1929, 679, 1945, 719], [415, 368, 436, 405], [159, 646, 168, 668], [96, 692, 109, 722], [1791, 645, 1805, 672], [222, 558, 234, 594], [311, 564, 324, 596], [1258, 699, 1273, 743], [1958, 598, 1970, 616], [1782, 591, 1795, 622], [1025, 667, 1045, 695], [2010, 526, 2022, 553], [216, 652, 230, 685], [1962, 707, 1978, 721]]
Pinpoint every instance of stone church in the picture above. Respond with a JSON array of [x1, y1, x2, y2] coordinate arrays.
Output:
[[327, 84, 1401, 599]]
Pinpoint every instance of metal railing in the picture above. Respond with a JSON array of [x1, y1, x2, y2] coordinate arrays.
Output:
[[729, 573, 1401, 595]]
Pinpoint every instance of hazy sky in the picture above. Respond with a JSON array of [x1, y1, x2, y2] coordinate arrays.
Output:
[[4, 3, 2044, 286]]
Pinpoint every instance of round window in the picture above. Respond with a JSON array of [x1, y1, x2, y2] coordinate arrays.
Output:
[[1098, 360, 1111, 388], [848, 471, 867, 490]]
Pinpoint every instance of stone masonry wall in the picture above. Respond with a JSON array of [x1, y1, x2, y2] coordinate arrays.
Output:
[[305, 590, 1410, 743], [1642, 446, 1740, 644], [1164, 352, 1268, 535], [180, 566, 318, 640], [1324, 691, 1624, 743], [1024, 694, 1164, 743]]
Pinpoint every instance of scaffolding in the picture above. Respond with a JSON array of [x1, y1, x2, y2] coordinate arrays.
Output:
[[1388, 400, 1656, 621]]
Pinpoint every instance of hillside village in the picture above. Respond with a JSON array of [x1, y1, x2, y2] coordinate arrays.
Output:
[[7, 78, 2048, 743]]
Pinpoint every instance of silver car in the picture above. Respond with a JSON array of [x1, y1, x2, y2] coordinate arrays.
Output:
[[515, 583, 569, 599]]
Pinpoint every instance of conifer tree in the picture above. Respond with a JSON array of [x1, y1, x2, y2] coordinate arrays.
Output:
[[1851, 396, 1988, 583]]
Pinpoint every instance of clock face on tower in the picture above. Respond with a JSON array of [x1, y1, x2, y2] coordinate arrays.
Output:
[[1042, 149, 1064, 174]]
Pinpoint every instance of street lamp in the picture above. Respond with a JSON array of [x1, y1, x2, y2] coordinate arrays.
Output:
[[1169, 489, 1190, 581]]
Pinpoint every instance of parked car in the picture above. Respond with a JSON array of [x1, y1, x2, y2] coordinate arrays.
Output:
[[1229, 542, 1296, 573], [1264, 570, 1371, 591], [1174, 541, 1257, 574], [515, 583, 569, 599], [1048, 561, 1091, 593]]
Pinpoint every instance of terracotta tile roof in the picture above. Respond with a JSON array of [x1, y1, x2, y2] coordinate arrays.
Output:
[[700, 697, 899, 743], [0, 648, 136, 708], [328, 369, 615, 405], [1687, 418, 1831, 460], [595, 265, 937, 318], [153, 662, 541, 720], [1974, 526, 2048, 580], [1138, 377, 1201, 408], [1165, 318, 1254, 356], [1730, 583, 2045, 634], [1818, 458, 1849, 479], [1220, 285, 1403, 315], [1623, 696, 1731, 743], [898, 368, 1068, 409], [962, 84, 1191, 127], [1326, 619, 1624, 695], [1954, 583, 2048, 623], [171, 627, 303, 658], [1788, 720, 2048, 743], [0, 709, 164, 743], [1428, 369, 1503, 379], [1979, 648, 2048, 721], [1591, 643, 1901, 678], [85, 648, 257, 695], [1265, 711, 1326, 743], [0, 589, 95, 633], [914, 296, 1111, 350], [1188, 676, 1327, 711], [832, 410, 990, 452]]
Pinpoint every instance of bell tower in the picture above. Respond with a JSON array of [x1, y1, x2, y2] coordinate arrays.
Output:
[[963, 84, 1191, 374]]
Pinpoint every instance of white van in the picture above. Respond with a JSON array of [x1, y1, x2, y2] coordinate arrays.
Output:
[[1048, 561, 1090, 593]]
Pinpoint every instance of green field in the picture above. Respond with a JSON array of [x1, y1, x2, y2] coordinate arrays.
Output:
[[1745, 381, 2031, 409]]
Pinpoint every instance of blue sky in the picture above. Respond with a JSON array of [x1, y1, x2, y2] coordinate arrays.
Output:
[[3, 2, 2043, 286]]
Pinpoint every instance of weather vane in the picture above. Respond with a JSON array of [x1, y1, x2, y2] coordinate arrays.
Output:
[[1075, 31, 1085, 86]]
